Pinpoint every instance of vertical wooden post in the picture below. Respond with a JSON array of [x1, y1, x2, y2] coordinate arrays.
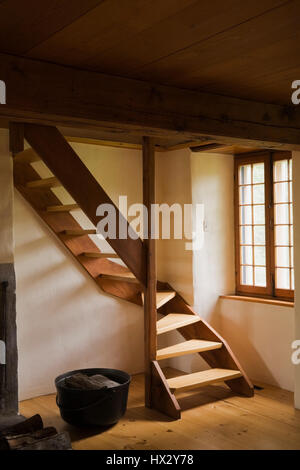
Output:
[[142, 136, 157, 407]]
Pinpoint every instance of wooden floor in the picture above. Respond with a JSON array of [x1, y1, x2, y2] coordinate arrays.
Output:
[[20, 369, 300, 450]]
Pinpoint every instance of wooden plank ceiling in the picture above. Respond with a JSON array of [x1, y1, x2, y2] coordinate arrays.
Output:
[[0, 0, 298, 151]]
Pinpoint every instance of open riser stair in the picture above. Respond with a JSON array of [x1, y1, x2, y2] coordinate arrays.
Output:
[[12, 123, 254, 421]]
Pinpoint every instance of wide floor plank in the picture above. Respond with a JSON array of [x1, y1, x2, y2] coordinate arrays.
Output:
[[19, 369, 300, 450]]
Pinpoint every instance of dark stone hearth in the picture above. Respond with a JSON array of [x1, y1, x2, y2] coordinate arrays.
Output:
[[0, 263, 21, 427]]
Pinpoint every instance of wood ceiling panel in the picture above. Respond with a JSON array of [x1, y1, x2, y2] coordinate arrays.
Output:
[[187, 34, 300, 104], [80, 0, 285, 76], [26, 0, 196, 65], [0, 0, 104, 54], [0, 0, 297, 106], [131, 2, 298, 88]]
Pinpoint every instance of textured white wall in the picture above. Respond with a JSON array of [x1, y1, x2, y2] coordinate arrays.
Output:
[[11, 138, 297, 399], [220, 298, 294, 391], [14, 143, 147, 400]]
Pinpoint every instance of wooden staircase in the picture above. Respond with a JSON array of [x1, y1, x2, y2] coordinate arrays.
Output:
[[12, 123, 254, 420]]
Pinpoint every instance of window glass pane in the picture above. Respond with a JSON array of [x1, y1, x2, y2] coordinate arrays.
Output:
[[241, 246, 253, 265], [274, 182, 289, 203], [290, 226, 294, 245], [240, 226, 252, 245], [290, 181, 293, 201], [274, 160, 288, 182], [253, 205, 265, 224], [290, 203, 293, 224], [254, 225, 265, 245], [276, 247, 290, 268], [291, 270, 295, 290], [253, 184, 264, 204], [253, 163, 264, 183], [239, 165, 251, 185], [254, 246, 266, 266], [275, 225, 289, 246], [274, 204, 289, 225], [291, 247, 294, 268], [240, 205, 252, 225], [239, 186, 251, 205], [276, 268, 290, 290], [255, 267, 266, 287], [241, 266, 253, 285]]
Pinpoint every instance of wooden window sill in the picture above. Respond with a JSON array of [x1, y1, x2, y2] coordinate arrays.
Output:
[[219, 295, 294, 308]]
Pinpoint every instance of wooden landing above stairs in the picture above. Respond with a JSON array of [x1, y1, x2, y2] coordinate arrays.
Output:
[[12, 123, 254, 421]]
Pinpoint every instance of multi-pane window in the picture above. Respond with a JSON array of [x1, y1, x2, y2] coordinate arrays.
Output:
[[239, 161, 266, 289], [273, 157, 294, 293], [235, 151, 293, 301]]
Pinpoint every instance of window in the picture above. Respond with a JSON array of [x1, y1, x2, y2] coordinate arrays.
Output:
[[235, 151, 293, 301]]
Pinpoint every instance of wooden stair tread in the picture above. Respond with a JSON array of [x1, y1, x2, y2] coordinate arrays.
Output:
[[100, 273, 139, 284], [156, 339, 222, 360], [167, 369, 242, 392], [46, 203, 79, 212], [61, 229, 97, 235], [82, 252, 120, 259], [157, 314, 200, 335], [142, 291, 176, 309], [13, 148, 40, 163], [27, 177, 60, 188]]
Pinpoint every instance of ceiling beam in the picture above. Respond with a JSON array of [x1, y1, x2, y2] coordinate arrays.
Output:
[[0, 53, 300, 150], [190, 143, 224, 152]]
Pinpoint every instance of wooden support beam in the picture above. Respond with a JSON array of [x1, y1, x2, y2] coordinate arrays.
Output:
[[0, 53, 300, 149], [23, 124, 147, 286], [142, 136, 157, 408], [9, 123, 23, 154], [190, 143, 224, 152]]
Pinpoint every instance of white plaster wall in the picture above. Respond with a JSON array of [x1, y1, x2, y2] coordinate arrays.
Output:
[[14, 143, 146, 400], [167, 152, 236, 373], [156, 149, 194, 305], [11, 138, 298, 398], [160, 151, 295, 392], [220, 299, 294, 391], [0, 129, 14, 262]]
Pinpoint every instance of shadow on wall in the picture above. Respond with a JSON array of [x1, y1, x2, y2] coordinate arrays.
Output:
[[14, 191, 145, 401]]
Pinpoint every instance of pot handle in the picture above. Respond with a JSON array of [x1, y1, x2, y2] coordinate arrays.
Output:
[[56, 389, 116, 413]]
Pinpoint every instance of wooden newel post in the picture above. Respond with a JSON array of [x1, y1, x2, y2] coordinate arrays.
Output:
[[142, 136, 157, 407]]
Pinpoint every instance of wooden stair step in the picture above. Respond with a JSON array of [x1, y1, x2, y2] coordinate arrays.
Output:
[[142, 291, 176, 308], [156, 291, 176, 308], [13, 148, 40, 163], [156, 339, 222, 360], [61, 229, 97, 235], [46, 203, 79, 212], [26, 177, 60, 188], [82, 252, 120, 259], [167, 369, 242, 392], [100, 273, 139, 284], [157, 314, 200, 335]]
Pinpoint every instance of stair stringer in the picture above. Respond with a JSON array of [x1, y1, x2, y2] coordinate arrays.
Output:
[[23, 124, 147, 286], [13, 158, 142, 305], [151, 361, 181, 420]]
